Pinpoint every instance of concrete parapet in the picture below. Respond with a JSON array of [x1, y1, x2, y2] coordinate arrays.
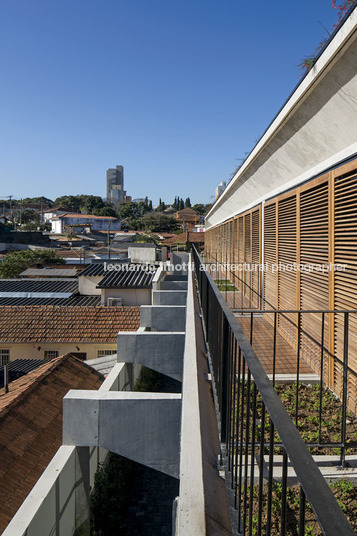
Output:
[[117, 331, 185, 381], [3, 446, 92, 536], [140, 305, 186, 332], [154, 280, 188, 291], [152, 290, 187, 306], [63, 391, 182, 478]]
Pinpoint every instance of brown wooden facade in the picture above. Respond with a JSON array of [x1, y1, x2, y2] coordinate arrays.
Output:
[[205, 158, 357, 410]]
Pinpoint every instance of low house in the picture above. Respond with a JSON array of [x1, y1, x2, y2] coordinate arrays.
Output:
[[43, 206, 76, 222], [0, 354, 104, 533], [0, 305, 140, 363], [97, 264, 157, 306], [50, 213, 121, 234], [174, 208, 200, 231]]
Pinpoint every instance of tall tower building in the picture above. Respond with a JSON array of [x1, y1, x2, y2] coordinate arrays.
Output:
[[106, 165, 124, 204]]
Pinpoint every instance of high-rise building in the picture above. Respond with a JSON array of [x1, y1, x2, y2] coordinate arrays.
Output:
[[106, 165, 124, 204]]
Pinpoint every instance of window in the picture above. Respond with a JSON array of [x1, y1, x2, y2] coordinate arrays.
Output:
[[44, 350, 59, 360], [0, 349, 10, 366], [97, 349, 117, 358]]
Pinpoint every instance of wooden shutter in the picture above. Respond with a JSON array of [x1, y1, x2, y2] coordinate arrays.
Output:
[[251, 208, 261, 308], [264, 202, 277, 310], [300, 181, 329, 376], [238, 215, 244, 293], [334, 171, 357, 410], [244, 213, 251, 300], [278, 195, 297, 347]]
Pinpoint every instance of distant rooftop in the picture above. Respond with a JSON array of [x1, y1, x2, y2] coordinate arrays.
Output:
[[97, 265, 157, 289], [0, 354, 104, 533], [0, 305, 140, 343]]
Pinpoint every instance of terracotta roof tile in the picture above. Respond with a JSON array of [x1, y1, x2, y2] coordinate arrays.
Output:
[[0, 354, 104, 533], [0, 306, 140, 343]]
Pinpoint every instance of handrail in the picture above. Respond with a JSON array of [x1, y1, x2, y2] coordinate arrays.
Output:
[[193, 246, 355, 536]]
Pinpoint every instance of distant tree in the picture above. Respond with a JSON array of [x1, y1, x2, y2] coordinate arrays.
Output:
[[53, 195, 84, 211], [93, 206, 117, 218], [156, 199, 166, 212], [148, 199, 153, 211], [178, 198, 184, 210], [83, 195, 105, 213], [140, 213, 179, 232], [21, 197, 53, 206], [184, 197, 191, 208], [0, 249, 65, 279]]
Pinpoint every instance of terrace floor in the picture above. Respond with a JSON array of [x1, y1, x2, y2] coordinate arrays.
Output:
[[236, 315, 315, 377]]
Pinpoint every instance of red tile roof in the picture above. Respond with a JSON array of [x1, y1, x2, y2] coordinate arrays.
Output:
[[0, 354, 104, 533], [0, 306, 140, 343], [51, 213, 117, 220], [161, 232, 205, 245]]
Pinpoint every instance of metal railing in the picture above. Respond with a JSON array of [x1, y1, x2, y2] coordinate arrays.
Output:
[[193, 247, 355, 535]]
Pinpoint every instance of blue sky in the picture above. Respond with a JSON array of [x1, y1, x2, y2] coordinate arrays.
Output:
[[0, 0, 339, 205]]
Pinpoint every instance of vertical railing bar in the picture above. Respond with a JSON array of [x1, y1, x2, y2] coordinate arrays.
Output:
[[298, 486, 306, 536], [257, 403, 265, 536], [250, 311, 254, 346], [226, 328, 233, 469], [340, 311, 349, 468], [231, 337, 238, 488], [237, 358, 246, 532], [248, 384, 258, 536], [318, 312, 325, 445], [243, 370, 252, 534], [273, 311, 277, 387], [281, 451, 288, 536], [295, 311, 301, 427], [266, 420, 275, 536], [234, 347, 242, 509]]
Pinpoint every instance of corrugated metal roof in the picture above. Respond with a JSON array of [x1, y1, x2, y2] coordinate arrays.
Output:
[[80, 263, 107, 277], [0, 279, 78, 294], [0, 359, 47, 387], [20, 268, 78, 278], [0, 295, 101, 306], [97, 265, 157, 288]]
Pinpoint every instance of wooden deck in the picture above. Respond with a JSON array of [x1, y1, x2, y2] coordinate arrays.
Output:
[[236, 315, 315, 376]]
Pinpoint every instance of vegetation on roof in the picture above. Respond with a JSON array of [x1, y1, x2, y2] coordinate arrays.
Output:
[[0, 249, 65, 279]]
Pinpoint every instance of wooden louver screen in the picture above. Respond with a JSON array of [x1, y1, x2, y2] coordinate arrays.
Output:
[[251, 208, 261, 308], [278, 195, 297, 347], [300, 182, 329, 376], [334, 172, 357, 410], [263, 203, 277, 310]]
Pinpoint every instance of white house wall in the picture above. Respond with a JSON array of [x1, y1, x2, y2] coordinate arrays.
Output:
[[1, 343, 117, 362], [206, 10, 357, 229]]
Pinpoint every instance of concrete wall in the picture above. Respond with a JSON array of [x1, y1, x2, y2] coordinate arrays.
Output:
[[101, 287, 151, 306], [2, 445, 108, 536], [140, 305, 186, 332], [78, 275, 102, 295], [1, 342, 117, 362], [128, 246, 156, 264]]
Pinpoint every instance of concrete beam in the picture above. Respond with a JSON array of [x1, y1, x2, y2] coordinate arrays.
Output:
[[117, 331, 185, 381], [140, 305, 186, 332], [63, 391, 182, 478], [152, 290, 187, 306]]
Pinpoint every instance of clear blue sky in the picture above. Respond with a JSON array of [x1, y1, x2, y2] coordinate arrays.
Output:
[[0, 0, 339, 205]]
